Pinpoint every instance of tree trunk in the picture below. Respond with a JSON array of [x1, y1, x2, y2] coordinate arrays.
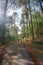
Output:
[[2, 0, 8, 44], [39, 0, 43, 13], [25, 1, 29, 37], [28, 0, 34, 41]]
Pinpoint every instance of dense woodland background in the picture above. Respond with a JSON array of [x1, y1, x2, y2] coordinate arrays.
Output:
[[0, 0, 43, 45]]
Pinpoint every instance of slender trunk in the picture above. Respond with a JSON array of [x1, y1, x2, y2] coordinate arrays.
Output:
[[25, 1, 29, 37], [22, 14, 26, 38], [28, 0, 34, 41], [34, 12, 39, 38], [32, 1, 39, 39], [26, 16, 29, 37], [35, 14, 39, 38], [39, 0, 43, 13]]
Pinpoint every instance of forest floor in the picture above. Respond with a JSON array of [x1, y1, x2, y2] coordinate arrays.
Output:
[[2, 42, 34, 65], [29, 43, 43, 61], [23, 41, 43, 64], [0, 41, 43, 65]]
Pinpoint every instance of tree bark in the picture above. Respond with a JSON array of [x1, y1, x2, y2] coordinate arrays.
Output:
[[39, 0, 43, 13], [28, 0, 34, 41], [2, 0, 8, 44]]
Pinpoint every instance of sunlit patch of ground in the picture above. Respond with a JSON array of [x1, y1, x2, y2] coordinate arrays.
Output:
[[12, 58, 34, 65]]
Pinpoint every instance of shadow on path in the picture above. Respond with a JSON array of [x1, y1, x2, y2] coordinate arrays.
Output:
[[2, 43, 34, 65]]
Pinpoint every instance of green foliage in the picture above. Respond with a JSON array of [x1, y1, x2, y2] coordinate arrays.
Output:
[[5, 34, 15, 42], [30, 12, 43, 40]]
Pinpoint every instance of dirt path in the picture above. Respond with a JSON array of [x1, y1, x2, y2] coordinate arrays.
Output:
[[2, 43, 34, 65]]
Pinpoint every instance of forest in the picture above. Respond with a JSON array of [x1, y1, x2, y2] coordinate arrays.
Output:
[[0, 0, 43, 44], [0, 0, 43, 65]]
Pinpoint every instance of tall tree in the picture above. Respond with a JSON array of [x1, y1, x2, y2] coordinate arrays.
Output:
[[2, 0, 8, 44], [19, 0, 34, 40], [20, 14, 26, 38], [28, 0, 34, 41], [38, 0, 43, 13]]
